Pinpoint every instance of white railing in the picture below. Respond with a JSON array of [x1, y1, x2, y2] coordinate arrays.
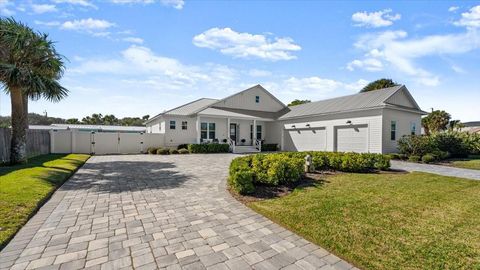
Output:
[[254, 139, 262, 152], [228, 138, 236, 153]]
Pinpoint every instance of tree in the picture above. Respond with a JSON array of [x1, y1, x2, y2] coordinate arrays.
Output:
[[421, 110, 451, 135], [0, 18, 67, 164], [360, 78, 399, 93], [448, 120, 464, 132], [66, 118, 80, 124], [288, 99, 311, 106]]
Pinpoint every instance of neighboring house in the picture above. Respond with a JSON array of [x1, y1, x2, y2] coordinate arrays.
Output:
[[145, 84, 426, 153], [30, 124, 146, 133], [460, 121, 480, 134]]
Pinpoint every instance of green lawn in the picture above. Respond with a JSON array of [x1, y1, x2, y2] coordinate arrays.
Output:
[[0, 154, 89, 249], [449, 156, 480, 170], [249, 172, 480, 270]]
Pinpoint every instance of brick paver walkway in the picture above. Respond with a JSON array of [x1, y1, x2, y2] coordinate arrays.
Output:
[[0, 154, 356, 270], [391, 160, 480, 180]]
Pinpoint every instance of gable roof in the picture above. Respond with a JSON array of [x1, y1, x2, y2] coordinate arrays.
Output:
[[145, 98, 218, 123], [278, 85, 425, 120], [212, 84, 287, 109]]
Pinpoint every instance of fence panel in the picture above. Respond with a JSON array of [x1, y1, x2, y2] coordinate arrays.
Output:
[[1, 128, 51, 163]]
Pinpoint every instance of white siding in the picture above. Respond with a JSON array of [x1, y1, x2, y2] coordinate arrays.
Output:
[[385, 89, 417, 108], [146, 117, 164, 134], [229, 119, 265, 145], [214, 85, 284, 112], [164, 116, 198, 147], [382, 108, 422, 153], [266, 109, 384, 153]]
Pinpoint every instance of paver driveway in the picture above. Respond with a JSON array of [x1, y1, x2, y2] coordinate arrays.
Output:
[[1, 154, 355, 270]]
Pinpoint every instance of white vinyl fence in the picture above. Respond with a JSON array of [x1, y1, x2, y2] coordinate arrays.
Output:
[[51, 130, 164, 154]]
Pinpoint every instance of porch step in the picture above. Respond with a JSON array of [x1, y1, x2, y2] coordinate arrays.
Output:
[[233, 146, 261, 154]]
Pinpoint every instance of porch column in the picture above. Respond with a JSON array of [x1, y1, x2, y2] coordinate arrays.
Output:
[[196, 115, 201, 143], [253, 119, 257, 143], [227, 118, 230, 141]]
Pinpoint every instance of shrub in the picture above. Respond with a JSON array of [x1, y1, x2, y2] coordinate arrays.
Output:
[[251, 154, 304, 185], [178, 149, 189, 154], [261, 144, 278, 152], [433, 132, 470, 158], [188, 143, 230, 153], [228, 156, 254, 194], [147, 147, 158, 154], [408, 155, 421, 162], [156, 148, 170, 155], [387, 153, 400, 160], [398, 135, 436, 157], [177, 144, 189, 150], [169, 149, 179, 154], [422, 154, 435, 163]]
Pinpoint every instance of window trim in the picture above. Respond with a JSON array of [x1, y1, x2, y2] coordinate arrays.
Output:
[[201, 122, 216, 140], [410, 122, 416, 135], [255, 95, 260, 103], [256, 125, 262, 140], [181, 121, 188, 130], [390, 120, 397, 141], [169, 120, 176, 130]]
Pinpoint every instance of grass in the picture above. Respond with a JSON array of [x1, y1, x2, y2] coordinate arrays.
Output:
[[249, 172, 480, 270], [449, 155, 480, 170], [0, 154, 89, 250]]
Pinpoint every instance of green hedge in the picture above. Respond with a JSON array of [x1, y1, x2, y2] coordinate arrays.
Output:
[[229, 151, 390, 194], [188, 143, 230, 153], [261, 144, 278, 152]]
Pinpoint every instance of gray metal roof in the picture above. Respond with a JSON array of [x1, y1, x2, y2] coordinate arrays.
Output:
[[145, 98, 219, 123], [199, 107, 279, 120], [52, 124, 146, 132], [279, 85, 422, 120], [463, 121, 480, 127]]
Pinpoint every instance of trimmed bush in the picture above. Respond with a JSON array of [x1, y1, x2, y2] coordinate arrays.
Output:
[[177, 144, 189, 150], [156, 148, 170, 155], [261, 144, 278, 152], [408, 155, 421, 162], [228, 156, 254, 194], [387, 153, 400, 160], [147, 147, 158, 154], [433, 132, 470, 158], [169, 149, 179, 154], [398, 135, 436, 157], [188, 143, 230, 153], [422, 154, 435, 163], [178, 149, 189, 154]]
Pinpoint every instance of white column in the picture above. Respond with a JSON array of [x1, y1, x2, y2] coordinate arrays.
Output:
[[281, 125, 285, 151], [196, 116, 201, 143], [227, 118, 231, 141], [253, 119, 257, 144]]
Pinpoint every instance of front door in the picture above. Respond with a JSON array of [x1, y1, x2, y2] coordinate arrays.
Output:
[[230, 123, 237, 143]]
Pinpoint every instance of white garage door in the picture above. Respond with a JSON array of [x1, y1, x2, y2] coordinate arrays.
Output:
[[287, 128, 326, 151], [336, 125, 368, 153]]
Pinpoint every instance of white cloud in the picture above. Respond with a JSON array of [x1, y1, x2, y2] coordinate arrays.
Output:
[[108, 0, 184, 9], [284, 77, 342, 93], [352, 9, 401, 28], [451, 65, 465, 73], [347, 58, 383, 71], [449, 6, 459, 12], [454, 5, 480, 28], [344, 79, 369, 91], [0, 0, 15, 16], [52, 0, 97, 9], [193, 27, 301, 61], [123, 37, 144, 44], [31, 4, 57, 14], [61, 18, 116, 31], [348, 28, 480, 86], [34, 20, 61, 27], [248, 69, 272, 77]]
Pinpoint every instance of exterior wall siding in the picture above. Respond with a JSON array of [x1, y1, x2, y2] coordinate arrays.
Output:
[[213, 86, 284, 112], [382, 108, 422, 153], [163, 116, 198, 147], [385, 89, 416, 108]]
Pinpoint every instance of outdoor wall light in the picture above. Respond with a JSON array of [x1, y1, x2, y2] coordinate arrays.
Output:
[[346, 120, 352, 124], [292, 125, 296, 128], [306, 123, 310, 127]]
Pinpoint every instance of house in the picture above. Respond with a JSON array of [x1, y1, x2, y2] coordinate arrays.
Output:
[[145, 84, 426, 153], [460, 121, 480, 134]]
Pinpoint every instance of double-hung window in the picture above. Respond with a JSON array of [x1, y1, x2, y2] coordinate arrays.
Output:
[[410, 122, 416, 135], [390, 121, 397, 140], [250, 125, 262, 140], [201, 122, 216, 140], [255, 96, 260, 103], [182, 121, 187, 130], [169, 120, 176, 130]]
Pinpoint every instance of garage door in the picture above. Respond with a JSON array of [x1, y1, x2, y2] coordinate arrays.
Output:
[[336, 125, 368, 153], [286, 128, 326, 151]]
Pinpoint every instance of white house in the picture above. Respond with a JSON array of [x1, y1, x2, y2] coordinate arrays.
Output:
[[145, 84, 426, 153]]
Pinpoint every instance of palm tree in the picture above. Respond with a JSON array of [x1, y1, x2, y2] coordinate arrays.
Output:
[[360, 78, 399, 93], [0, 18, 67, 164]]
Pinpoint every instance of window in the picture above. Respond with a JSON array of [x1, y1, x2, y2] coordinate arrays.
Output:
[[169, 120, 176, 130], [410, 122, 416, 135], [390, 121, 397, 140], [201, 122, 216, 140], [182, 121, 187, 130], [208, 123, 216, 140], [255, 95, 260, 103], [256, 125, 262, 140], [251, 125, 262, 140], [201, 122, 208, 140]]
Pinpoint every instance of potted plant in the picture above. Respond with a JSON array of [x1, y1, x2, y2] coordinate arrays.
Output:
[[222, 139, 227, 143], [241, 138, 246, 145]]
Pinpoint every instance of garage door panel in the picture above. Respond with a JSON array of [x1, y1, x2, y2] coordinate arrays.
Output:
[[336, 125, 367, 153], [287, 128, 326, 151]]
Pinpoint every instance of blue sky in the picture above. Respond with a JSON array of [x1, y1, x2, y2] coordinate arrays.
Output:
[[1, 0, 479, 121]]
